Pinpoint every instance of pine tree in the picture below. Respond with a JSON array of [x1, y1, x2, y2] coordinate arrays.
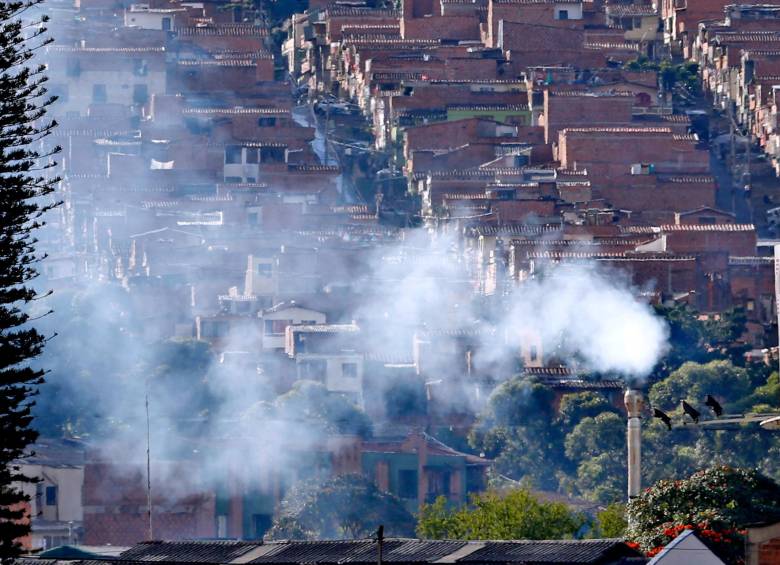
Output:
[[0, 1, 59, 561]]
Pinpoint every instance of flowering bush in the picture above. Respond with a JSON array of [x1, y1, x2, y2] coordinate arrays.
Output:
[[626, 466, 780, 565]]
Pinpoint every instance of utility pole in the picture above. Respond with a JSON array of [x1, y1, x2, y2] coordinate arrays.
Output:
[[376, 525, 384, 565], [324, 102, 331, 164], [730, 102, 737, 214], [146, 387, 154, 541]]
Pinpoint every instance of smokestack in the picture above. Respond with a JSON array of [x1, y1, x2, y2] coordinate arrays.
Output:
[[624, 389, 643, 499]]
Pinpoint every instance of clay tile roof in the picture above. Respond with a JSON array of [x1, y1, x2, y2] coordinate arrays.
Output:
[[528, 250, 627, 259], [348, 38, 438, 45], [659, 175, 715, 183], [288, 164, 341, 172], [325, 7, 399, 16], [562, 126, 673, 134], [178, 59, 256, 67], [729, 256, 773, 265], [446, 104, 528, 110], [182, 107, 289, 115], [583, 41, 640, 50], [622, 223, 754, 233], [606, 4, 657, 16], [492, 0, 581, 4], [47, 46, 165, 53], [714, 31, 780, 43], [549, 90, 634, 97], [177, 24, 268, 36]]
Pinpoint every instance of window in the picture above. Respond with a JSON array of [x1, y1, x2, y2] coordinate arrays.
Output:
[[251, 514, 272, 539], [258, 117, 277, 127], [224, 176, 242, 183], [162, 16, 172, 31], [248, 212, 258, 226], [698, 216, 717, 224], [557, 9, 568, 19], [299, 359, 327, 380], [264, 319, 291, 335], [225, 145, 242, 164], [257, 263, 273, 277], [202, 321, 229, 338], [245, 148, 259, 164], [216, 515, 227, 538], [529, 345, 538, 362], [133, 84, 148, 105], [133, 59, 148, 77], [66, 58, 81, 77], [92, 84, 107, 104], [398, 469, 418, 499], [428, 470, 451, 498], [342, 362, 358, 378], [45, 485, 57, 506]]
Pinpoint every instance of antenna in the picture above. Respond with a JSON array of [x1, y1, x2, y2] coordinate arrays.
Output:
[[146, 386, 154, 540]]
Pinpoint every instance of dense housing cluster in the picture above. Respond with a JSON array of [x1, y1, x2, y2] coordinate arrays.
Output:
[[12, 0, 780, 555]]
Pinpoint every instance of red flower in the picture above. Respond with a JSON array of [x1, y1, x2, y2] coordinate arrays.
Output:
[[647, 547, 664, 557]]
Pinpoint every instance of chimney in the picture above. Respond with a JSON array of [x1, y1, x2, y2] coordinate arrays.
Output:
[[624, 389, 643, 500]]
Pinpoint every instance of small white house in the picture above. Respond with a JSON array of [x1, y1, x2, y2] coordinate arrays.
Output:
[[260, 302, 326, 350], [648, 530, 726, 565]]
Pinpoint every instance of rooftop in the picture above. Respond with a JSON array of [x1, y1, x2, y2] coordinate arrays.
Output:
[[58, 538, 645, 565]]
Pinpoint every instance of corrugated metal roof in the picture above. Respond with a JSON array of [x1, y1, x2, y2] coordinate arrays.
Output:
[[120, 541, 262, 562], [20, 539, 641, 565], [460, 539, 627, 563]]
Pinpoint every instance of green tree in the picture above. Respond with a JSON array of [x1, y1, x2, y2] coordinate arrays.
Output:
[[417, 488, 586, 540], [627, 466, 780, 564], [564, 412, 626, 504], [648, 360, 752, 413], [267, 474, 414, 540], [0, 2, 59, 560], [594, 503, 627, 538], [275, 380, 372, 437], [469, 378, 565, 490], [557, 392, 618, 433]]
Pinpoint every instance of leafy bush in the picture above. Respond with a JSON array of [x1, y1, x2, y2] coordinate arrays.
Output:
[[626, 466, 780, 563]]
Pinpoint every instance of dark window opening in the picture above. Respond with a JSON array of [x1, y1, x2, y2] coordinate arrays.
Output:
[[299, 359, 327, 380], [45, 486, 57, 506], [133, 59, 148, 77], [265, 319, 291, 335], [92, 84, 107, 104], [251, 514, 272, 539], [558, 9, 568, 19], [133, 84, 148, 105], [342, 362, 358, 378], [225, 145, 242, 164], [258, 117, 277, 127], [398, 469, 418, 499]]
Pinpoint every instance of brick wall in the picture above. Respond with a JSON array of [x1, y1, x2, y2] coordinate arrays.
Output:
[[400, 14, 481, 40], [83, 462, 216, 545], [544, 91, 634, 143], [759, 538, 780, 564]]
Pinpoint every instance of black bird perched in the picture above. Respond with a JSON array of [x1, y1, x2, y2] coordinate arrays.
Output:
[[681, 400, 700, 423], [653, 407, 672, 430], [705, 394, 723, 417]]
